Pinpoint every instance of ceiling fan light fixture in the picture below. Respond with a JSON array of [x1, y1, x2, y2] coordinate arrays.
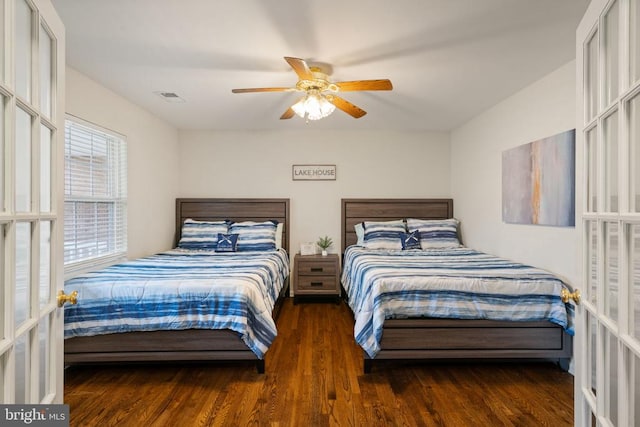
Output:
[[291, 91, 336, 121]]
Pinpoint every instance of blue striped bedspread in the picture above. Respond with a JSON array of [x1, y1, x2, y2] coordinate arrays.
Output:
[[341, 246, 575, 358], [64, 248, 290, 358]]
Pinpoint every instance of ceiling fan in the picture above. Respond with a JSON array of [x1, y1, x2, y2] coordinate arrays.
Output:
[[231, 57, 393, 121]]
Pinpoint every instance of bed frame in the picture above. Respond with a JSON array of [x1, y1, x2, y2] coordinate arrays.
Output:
[[64, 198, 291, 373], [341, 198, 572, 373]]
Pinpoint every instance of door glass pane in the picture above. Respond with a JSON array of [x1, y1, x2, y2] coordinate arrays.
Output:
[[606, 331, 619, 426], [631, 95, 640, 211], [587, 31, 599, 120], [39, 25, 52, 118], [16, 108, 31, 213], [38, 317, 49, 401], [605, 222, 619, 322], [634, 224, 640, 341], [587, 128, 598, 212], [0, 224, 4, 337], [632, 0, 640, 83], [40, 221, 50, 308], [588, 221, 598, 304], [15, 334, 26, 404], [40, 125, 51, 212], [604, 112, 619, 212], [16, 223, 31, 327], [15, 0, 32, 102], [0, 0, 4, 83], [0, 96, 4, 212], [634, 352, 640, 427], [587, 310, 597, 394], [604, 1, 620, 104]]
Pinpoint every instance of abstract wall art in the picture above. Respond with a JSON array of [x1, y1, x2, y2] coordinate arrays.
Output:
[[502, 129, 575, 226]]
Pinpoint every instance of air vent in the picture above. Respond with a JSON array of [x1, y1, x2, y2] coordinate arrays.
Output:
[[153, 91, 185, 103]]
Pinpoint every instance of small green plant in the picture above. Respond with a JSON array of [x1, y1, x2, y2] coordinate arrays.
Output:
[[316, 235, 333, 250]]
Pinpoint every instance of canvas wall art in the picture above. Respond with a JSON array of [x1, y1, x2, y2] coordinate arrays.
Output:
[[502, 129, 575, 226]]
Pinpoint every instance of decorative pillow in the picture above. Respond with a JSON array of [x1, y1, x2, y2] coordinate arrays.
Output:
[[215, 233, 239, 252], [406, 218, 461, 249], [362, 220, 406, 250], [354, 222, 365, 246], [178, 219, 229, 250], [228, 220, 278, 252], [400, 230, 421, 250]]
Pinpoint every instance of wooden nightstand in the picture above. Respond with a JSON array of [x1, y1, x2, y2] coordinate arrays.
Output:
[[293, 253, 340, 304]]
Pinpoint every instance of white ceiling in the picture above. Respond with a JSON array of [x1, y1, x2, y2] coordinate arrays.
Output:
[[50, 0, 589, 132]]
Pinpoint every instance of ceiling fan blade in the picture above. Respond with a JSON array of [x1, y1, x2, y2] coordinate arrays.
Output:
[[328, 96, 367, 119], [335, 79, 393, 92], [284, 57, 313, 80], [231, 87, 292, 93], [280, 107, 295, 120]]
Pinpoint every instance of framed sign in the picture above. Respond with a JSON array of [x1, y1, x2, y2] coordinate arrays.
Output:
[[292, 164, 336, 181], [300, 242, 316, 255]]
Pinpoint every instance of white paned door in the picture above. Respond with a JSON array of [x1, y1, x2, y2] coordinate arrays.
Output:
[[0, 0, 65, 404], [576, 0, 640, 425]]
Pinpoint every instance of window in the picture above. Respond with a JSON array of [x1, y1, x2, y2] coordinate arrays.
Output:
[[64, 117, 127, 274]]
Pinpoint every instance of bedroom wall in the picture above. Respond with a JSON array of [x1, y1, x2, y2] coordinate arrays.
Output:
[[451, 60, 579, 286], [65, 67, 181, 259], [177, 130, 451, 255]]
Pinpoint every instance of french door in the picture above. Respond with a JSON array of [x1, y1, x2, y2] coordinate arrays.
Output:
[[576, 0, 640, 425], [0, 0, 65, 404]]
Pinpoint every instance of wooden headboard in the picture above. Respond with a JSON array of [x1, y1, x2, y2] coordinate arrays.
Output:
[[176, 198, 290, 253], [341, 198, 454, 253]]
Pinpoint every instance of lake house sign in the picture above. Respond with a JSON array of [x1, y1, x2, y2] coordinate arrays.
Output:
[[292, 164, 336, 181]]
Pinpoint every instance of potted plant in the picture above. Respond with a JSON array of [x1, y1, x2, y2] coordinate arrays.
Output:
[[316, 235, 333, 256]]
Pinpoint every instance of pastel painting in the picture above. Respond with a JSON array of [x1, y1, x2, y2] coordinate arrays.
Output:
[[502, 129, 575, 227]]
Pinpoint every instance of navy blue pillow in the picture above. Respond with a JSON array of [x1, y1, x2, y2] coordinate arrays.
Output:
[[400, 230, 421, 250], [215, 233, 239, 252]]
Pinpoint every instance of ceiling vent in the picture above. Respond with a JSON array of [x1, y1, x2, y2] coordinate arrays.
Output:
[[154, 91, 185, 103]]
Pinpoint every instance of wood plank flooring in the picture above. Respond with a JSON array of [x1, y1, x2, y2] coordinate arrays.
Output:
[[64, 299, 574, 426]]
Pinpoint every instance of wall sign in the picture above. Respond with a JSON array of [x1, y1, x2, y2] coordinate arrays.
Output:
[[292, 164, 336, 181]]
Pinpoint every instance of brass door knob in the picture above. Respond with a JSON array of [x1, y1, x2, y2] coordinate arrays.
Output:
[[561, 288, 581, 305], [57, 290, 78, 307]]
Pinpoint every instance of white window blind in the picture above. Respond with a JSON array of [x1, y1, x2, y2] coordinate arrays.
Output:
[[64, 117, 127, 271]]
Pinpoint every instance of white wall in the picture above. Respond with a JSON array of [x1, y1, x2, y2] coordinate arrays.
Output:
[[66, 67, 181, 258], [178, 129, 451, 254], [451, 61, 579, 285]]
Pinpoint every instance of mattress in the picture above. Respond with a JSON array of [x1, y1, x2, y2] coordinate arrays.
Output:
[[64, 248, 290, 358], [341, 246, 575, 358]]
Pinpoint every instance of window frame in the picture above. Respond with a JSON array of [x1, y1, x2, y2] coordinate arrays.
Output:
[[63, 115, 127, 278]]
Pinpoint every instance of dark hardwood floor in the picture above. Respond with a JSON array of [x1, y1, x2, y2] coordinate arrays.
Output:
[[64, 299, 574, 426]]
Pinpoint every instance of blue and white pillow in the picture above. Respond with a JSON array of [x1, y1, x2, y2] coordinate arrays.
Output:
[[400, 230, 421, 250], [406, 218, 461, 249], [228, 220, 278, 252], [178, 219, 229, 250], [363, 220, 406, 250], [215, 233, 239, 252]]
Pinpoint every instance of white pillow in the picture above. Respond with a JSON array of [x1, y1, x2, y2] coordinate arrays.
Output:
[[354, 222, 365, 246], [276, 222, 284, 249]]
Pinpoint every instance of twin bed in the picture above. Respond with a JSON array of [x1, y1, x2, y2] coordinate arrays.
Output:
[[63, 197, 575, 374]]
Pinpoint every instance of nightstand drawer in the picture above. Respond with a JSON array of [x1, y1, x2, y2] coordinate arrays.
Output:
[[296, 276, 338, 292], [296, 262, 337, 276]]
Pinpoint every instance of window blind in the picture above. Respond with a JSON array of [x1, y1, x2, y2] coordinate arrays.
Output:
[[64, 118, 127, 269]]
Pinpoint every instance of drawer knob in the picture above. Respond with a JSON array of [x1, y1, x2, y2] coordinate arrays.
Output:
[[310, 282, 324, 286], [310, 267, 323, 272]]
